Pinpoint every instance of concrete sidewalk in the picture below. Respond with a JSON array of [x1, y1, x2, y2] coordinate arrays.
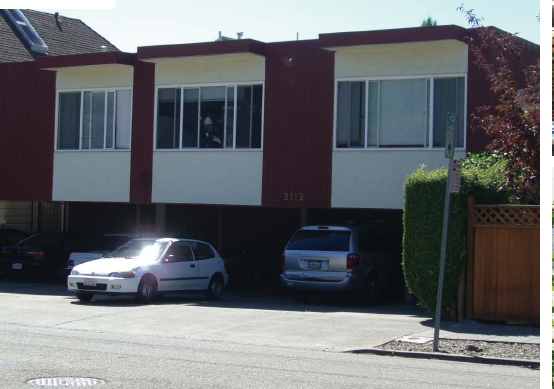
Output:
[[407, 320, 539, 344], [0, 281, 540, 359]]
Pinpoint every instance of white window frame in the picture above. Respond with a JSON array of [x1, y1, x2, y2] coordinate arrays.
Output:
[[333, 74, 467, 151], [153, 81, 265, 151], [54, 87, 133, 151]]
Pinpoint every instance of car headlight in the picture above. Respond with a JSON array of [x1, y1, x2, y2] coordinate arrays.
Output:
[[70, 270, 80, 275], [108, 271, 136, 278]]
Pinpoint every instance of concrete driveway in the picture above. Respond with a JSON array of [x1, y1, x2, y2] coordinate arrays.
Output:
[[0, 280, 431, 351]]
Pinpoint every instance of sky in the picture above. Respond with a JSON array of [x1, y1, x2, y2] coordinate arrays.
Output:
[[31, 0, 540, 53]]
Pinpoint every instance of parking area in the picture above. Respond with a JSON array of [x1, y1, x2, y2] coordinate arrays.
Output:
[[0, 278, 429, 351]]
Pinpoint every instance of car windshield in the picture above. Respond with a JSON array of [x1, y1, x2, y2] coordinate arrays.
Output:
[[286, 230, 351, 251], [106, 240, 167, 260], [90, 235, 133, 252], [16, 233, 62, 247]]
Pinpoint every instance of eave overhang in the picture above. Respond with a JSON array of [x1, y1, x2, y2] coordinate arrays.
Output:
[[137, 39, 266, 63], [36, 51, 135, 70]]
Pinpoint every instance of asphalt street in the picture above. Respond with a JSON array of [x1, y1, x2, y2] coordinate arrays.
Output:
[[0, 280, 540, 388]]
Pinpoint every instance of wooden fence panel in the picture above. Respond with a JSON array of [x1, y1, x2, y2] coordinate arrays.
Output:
[[483, 227, 498, 317], [495, 228, 509, 319], [472, 228, 487, 317], [469, 203, 539, 323], [530, 229, 540, 320]]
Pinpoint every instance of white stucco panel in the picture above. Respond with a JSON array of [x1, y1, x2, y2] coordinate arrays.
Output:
[[331, 150, 467, 209], [152, 151, 262, 205], [53, 152, 131, 202], [335, 40, 468, 78], [56, 65, 134, 90], [155, 54, 265, 85]]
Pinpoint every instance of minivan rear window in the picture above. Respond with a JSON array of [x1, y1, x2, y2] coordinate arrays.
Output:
[[286, 230, 351, 251]]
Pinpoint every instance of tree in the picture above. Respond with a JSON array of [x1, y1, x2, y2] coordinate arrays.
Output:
[[421, 16, 438, 26], [458, 5, 539, 204]]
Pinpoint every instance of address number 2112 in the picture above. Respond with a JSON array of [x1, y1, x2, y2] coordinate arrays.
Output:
[[284, 193, 304, 201]]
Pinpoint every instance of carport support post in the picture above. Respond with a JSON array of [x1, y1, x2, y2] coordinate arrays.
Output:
[[300, 208, 307, 226], [155, 204, 166, 236]]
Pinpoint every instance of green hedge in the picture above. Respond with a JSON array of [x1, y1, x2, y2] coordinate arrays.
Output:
[[403, 153, 510, 313]]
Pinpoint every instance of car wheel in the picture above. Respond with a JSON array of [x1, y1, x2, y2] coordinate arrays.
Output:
[[361, 276, 380, 305], [293, 289, 310, 303], [135, 276, 157, 304], [205, 274, 223, 301], [75, 292, 93, 302]]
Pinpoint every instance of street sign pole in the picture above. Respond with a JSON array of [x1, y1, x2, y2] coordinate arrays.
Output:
[[433, 113, 457, 352]]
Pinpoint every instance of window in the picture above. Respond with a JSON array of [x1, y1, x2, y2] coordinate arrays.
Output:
[[336, 76, 465, 149], [156, 84, 263, 150], [57, 89, 132, 150], [286, 230, 351, 251], [165, 242, 194, 262], [190, 242, 215, 260], [5, 230, 28, 245]]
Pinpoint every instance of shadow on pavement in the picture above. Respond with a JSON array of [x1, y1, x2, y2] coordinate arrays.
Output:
[[68, 288, 429, 317], [0, 277, 69, 296], [1, 276, 429, 318]]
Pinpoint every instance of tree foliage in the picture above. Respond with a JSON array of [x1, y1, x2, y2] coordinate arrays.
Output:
[[458, 5, 539, 204], [421, 16, 438, 27]]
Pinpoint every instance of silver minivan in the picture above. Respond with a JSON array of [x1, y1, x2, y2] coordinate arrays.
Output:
[[280, 224, 400, 303]]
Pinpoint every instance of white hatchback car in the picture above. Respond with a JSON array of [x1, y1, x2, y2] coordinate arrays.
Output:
[[68, 238, 228, 303]]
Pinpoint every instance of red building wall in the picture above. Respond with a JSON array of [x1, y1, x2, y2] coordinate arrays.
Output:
[[262, 40, 335, 208], [129, 60, 155, 203], [0, 61, 55, 201]]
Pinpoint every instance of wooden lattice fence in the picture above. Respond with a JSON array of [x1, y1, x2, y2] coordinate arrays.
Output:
[[466, 197, 539, 323]]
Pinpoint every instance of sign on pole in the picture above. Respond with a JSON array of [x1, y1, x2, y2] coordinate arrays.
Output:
[[445, 113, 456, 159], [450, 160, 461, 194], [433, 113, 457, 352]]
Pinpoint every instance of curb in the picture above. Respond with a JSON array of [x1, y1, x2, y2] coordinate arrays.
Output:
[[347, 348, 540, 368]]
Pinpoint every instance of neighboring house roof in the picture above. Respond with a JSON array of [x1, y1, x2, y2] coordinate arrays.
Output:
[[0, 9, 119, 63]]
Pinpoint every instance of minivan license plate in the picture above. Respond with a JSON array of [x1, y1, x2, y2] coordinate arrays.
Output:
[[83, 278, 97, 287], [307, 261, 321, 270]]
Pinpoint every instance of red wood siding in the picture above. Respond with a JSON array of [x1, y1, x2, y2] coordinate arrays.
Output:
[[262, 40, 334, 208], [0, 61, 55, 201], [129, 60, 155, 203]]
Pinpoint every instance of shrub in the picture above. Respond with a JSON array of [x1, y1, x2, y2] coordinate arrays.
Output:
[[403, 153, 510, 313]]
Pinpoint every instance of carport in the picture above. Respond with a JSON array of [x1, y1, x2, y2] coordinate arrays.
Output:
[[66, 202, 404, 294]]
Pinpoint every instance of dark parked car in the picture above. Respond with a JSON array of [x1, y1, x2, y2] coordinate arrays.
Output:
[[0, 228, 29, 248], [0, 231, 97, 280]]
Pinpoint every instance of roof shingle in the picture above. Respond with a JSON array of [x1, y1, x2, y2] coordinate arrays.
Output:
[[0, 9, 119, 63]]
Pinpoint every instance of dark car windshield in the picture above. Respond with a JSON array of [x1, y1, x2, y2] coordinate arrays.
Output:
[[107, 240, 167, 260], [286, 230, 351, 251], [90, 235, 134, 252], [16, 233, 62, 247]]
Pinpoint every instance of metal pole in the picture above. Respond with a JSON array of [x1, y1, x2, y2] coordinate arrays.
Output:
[[433, 157, 453, 351]]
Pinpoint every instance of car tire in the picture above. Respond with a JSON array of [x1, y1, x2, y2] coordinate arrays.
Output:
[[75, 292, 93, 302], [135, 276, 157, 304], [361, 276, 380, 305], [293, 289, 310, 303], [205, 274, 223, 301]]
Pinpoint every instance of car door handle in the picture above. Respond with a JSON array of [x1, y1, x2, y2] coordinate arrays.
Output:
[[190, 264, 195, 268]]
